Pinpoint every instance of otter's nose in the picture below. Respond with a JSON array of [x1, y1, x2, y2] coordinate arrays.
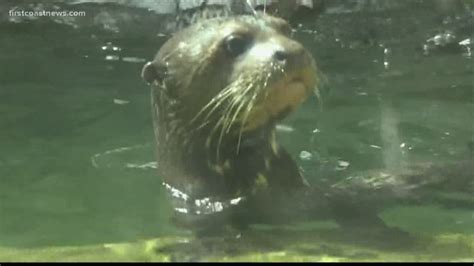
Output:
[[272, 39, 306, 65], [274, 50, 289, 62]]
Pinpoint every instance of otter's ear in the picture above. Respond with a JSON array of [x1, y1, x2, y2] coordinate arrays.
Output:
[[142, 62, 156, 84], [142, 61, 165, 85]]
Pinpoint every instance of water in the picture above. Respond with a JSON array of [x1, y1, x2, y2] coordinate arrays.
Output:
[[0, 3, 473, 262]]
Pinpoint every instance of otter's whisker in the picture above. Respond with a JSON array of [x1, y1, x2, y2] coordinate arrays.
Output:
[[246, 0, 258, 16], [227, 98, 249, 134], [226, 83, 254, 134], [191, 85, 238, 126], [313, 86, 323, 111], [210, 76, 256, 158], [235, 76, 266, 153], [210, 91, 242, 159], [236, 90, 259, 154]]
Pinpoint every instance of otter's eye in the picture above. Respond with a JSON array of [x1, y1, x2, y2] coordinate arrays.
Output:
[[225, 35, 251, 57]]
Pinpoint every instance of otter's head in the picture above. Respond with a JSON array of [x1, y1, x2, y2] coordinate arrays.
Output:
[[143, 14, 318, 158]]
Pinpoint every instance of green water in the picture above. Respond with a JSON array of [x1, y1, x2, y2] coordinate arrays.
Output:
[[0, 5, 473, 262]]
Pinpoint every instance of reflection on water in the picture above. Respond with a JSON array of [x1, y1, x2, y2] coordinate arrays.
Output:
[[0, 1, 473, 261]]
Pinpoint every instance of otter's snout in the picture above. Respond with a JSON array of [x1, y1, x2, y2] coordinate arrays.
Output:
[[274, 50, 290, 62], [271, 37, 309, 69]]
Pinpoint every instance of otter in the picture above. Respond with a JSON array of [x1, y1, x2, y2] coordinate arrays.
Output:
[[142, 14, 319, 231], [140, 12, 471, 238]]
